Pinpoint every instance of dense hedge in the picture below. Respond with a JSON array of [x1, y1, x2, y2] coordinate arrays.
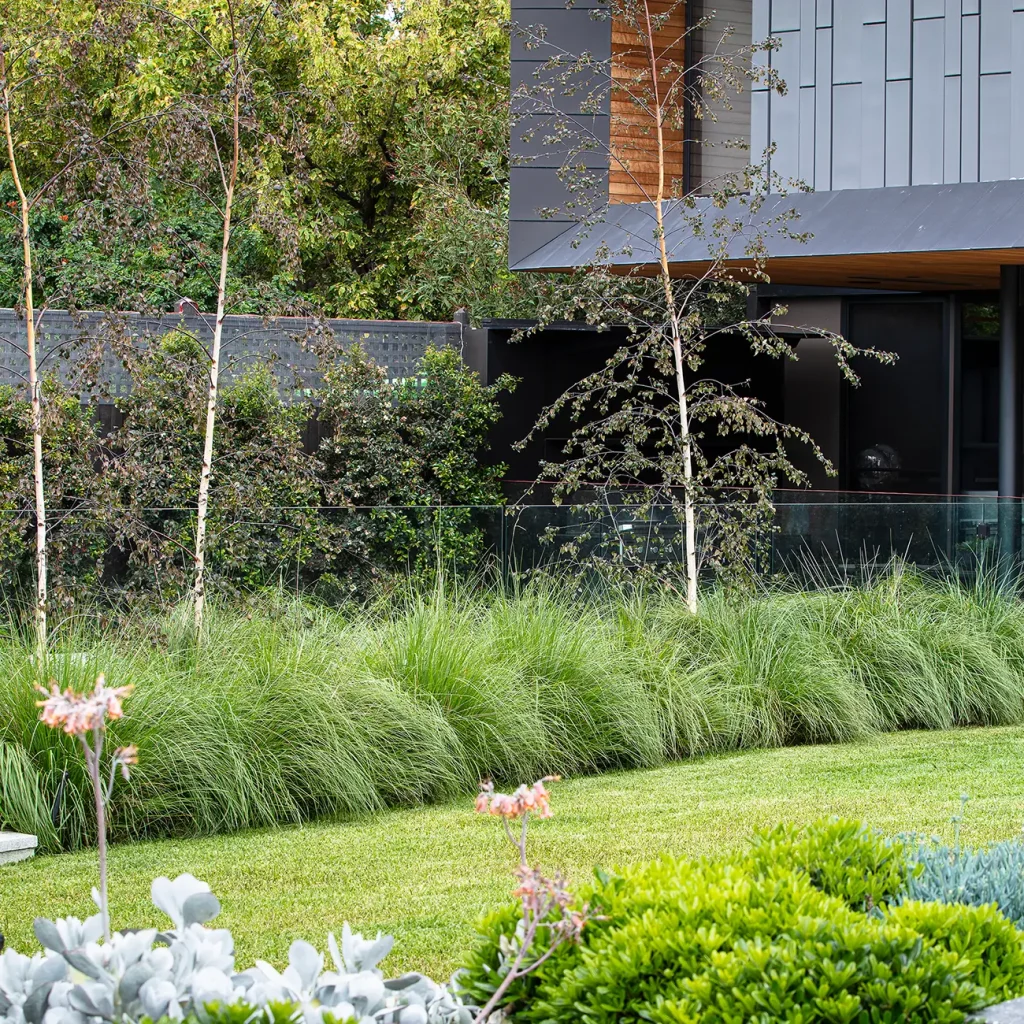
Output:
[[0, 342, 514, 608], [457, 819, 1024, 1023], [6, 570, 1024, 851]]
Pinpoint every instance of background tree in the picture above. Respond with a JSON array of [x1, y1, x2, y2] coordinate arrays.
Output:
[[0, 0, 553, 325]]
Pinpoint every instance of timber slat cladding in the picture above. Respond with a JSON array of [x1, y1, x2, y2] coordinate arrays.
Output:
[[610, 1, 687, 204]]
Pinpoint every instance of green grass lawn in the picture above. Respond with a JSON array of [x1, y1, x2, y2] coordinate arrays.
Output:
[[4, 726, 1024, 979]]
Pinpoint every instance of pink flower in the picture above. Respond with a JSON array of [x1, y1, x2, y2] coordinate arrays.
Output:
[[36, 675, 134, 736], [115, 745, 139, 780], [475, 776, 561, 819]]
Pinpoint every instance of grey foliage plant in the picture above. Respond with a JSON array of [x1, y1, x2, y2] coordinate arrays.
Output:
[[0, 874, 473, 1024]]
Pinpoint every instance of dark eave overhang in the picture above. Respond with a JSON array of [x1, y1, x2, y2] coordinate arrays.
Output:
[[510, 180, 1024, 291]]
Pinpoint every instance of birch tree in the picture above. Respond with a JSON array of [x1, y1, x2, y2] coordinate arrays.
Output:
[[0, 46, 47, 658], [514, 0, 891, 610], [191, 6, 242, 635]]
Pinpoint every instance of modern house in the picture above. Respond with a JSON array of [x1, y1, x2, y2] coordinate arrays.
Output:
[[504, 0, 1024, 522]]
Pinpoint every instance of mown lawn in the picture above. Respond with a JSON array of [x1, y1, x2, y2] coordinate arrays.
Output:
[[3, 726, 1024, 979]]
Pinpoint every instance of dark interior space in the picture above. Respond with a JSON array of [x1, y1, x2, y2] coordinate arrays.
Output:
[[476, 321, 787, 496], [845, 299, 947, 495], [959, 301, 1000, 493]]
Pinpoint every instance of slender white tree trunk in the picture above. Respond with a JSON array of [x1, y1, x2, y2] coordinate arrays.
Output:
[[642, 0, 698, 613], [193, 85, 240, 635], [2, 52, 48, 656]]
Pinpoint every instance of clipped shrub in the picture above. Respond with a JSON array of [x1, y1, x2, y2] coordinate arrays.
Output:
[[887, 899, 1024, 1005], [905, 836, 1024, 929], [749, 818, 908, 911], [457, 821, 1024, 1024]]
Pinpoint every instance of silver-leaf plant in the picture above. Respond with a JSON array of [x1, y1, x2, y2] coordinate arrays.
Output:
[[0, 873, 473, 1024]]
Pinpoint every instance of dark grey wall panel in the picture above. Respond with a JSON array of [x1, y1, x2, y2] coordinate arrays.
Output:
[[511, 10, 611, 60], [980, 0, 1013, 72], [512, 114, 611, 167], [912, 16, 947, 184], [509, 166, 607, 219], [831, 83, 863, 188], [979, 71, 1011, 179], [511, 62, 611, 115], [886, 79, 912, 184], [515, 0, 607, 7], [509, 0, 610, 269], [508, 221, 574, 268]]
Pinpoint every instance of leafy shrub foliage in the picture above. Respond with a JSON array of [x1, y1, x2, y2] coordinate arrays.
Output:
[[0, 342, 512, 607], [905, 836, 1024, 930], [749, 818, 908, 911], [0, 873, 473, 1024], [456, 820, 1024, 1024]]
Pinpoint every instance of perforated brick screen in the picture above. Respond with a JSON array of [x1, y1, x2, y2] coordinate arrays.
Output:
[[0, 310, 463, 400]]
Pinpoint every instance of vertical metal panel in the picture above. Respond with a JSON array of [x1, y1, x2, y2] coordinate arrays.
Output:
[[814, 27, 833, 186], [832, 82, 863, 187], [886, 79, 913, 184], [753, 0, 771, 79], [981, 0, 1013, 73], [772, 0, 802, 30], [912, 16, 947, 183], [752, 88, 770, 166], [946, 0, 964, 73], [771, 31, 803, 181], [963, 0, 980, 11], [962, 14, 981, 179], [799, 87, 817, 183], [801, 0, 818, 84], [832, 0, 863, 83], [816, 0, 832, 26], [887, 0, 913, 80], [980, 71, 1012, 179], [861, 21, 887, 187], [914, 0, 945, 16], [944, 76, 963, 180], [1011, 11, 1024, 175], [753, 0, 770, 40], [862, 0, 886, 21]]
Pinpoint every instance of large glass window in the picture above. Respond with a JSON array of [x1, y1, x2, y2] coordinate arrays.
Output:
[[846, 301, 946, 495], [959, 302, 1000, 494]]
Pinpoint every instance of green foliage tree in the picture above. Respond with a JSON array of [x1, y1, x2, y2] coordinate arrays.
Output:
[[0, 0, 546, 324], [316, 344, 516, 584]]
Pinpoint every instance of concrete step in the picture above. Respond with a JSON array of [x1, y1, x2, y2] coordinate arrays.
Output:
[[0, 832, 38, 864]]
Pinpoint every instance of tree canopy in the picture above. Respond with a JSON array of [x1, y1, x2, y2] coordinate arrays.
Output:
[[0, 0, 545, 322]]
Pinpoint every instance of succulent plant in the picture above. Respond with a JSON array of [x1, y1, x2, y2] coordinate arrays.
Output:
[[0, 876, 474, 1024]]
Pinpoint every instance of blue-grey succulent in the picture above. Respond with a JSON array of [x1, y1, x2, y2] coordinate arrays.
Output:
[[1, 877, 475, 1024]]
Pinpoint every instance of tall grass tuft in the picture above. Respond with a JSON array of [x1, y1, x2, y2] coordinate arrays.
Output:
[[5, 564, 1024, 852]]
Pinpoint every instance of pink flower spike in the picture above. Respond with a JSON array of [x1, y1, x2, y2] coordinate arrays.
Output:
[[35, 675, 134, 736]]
